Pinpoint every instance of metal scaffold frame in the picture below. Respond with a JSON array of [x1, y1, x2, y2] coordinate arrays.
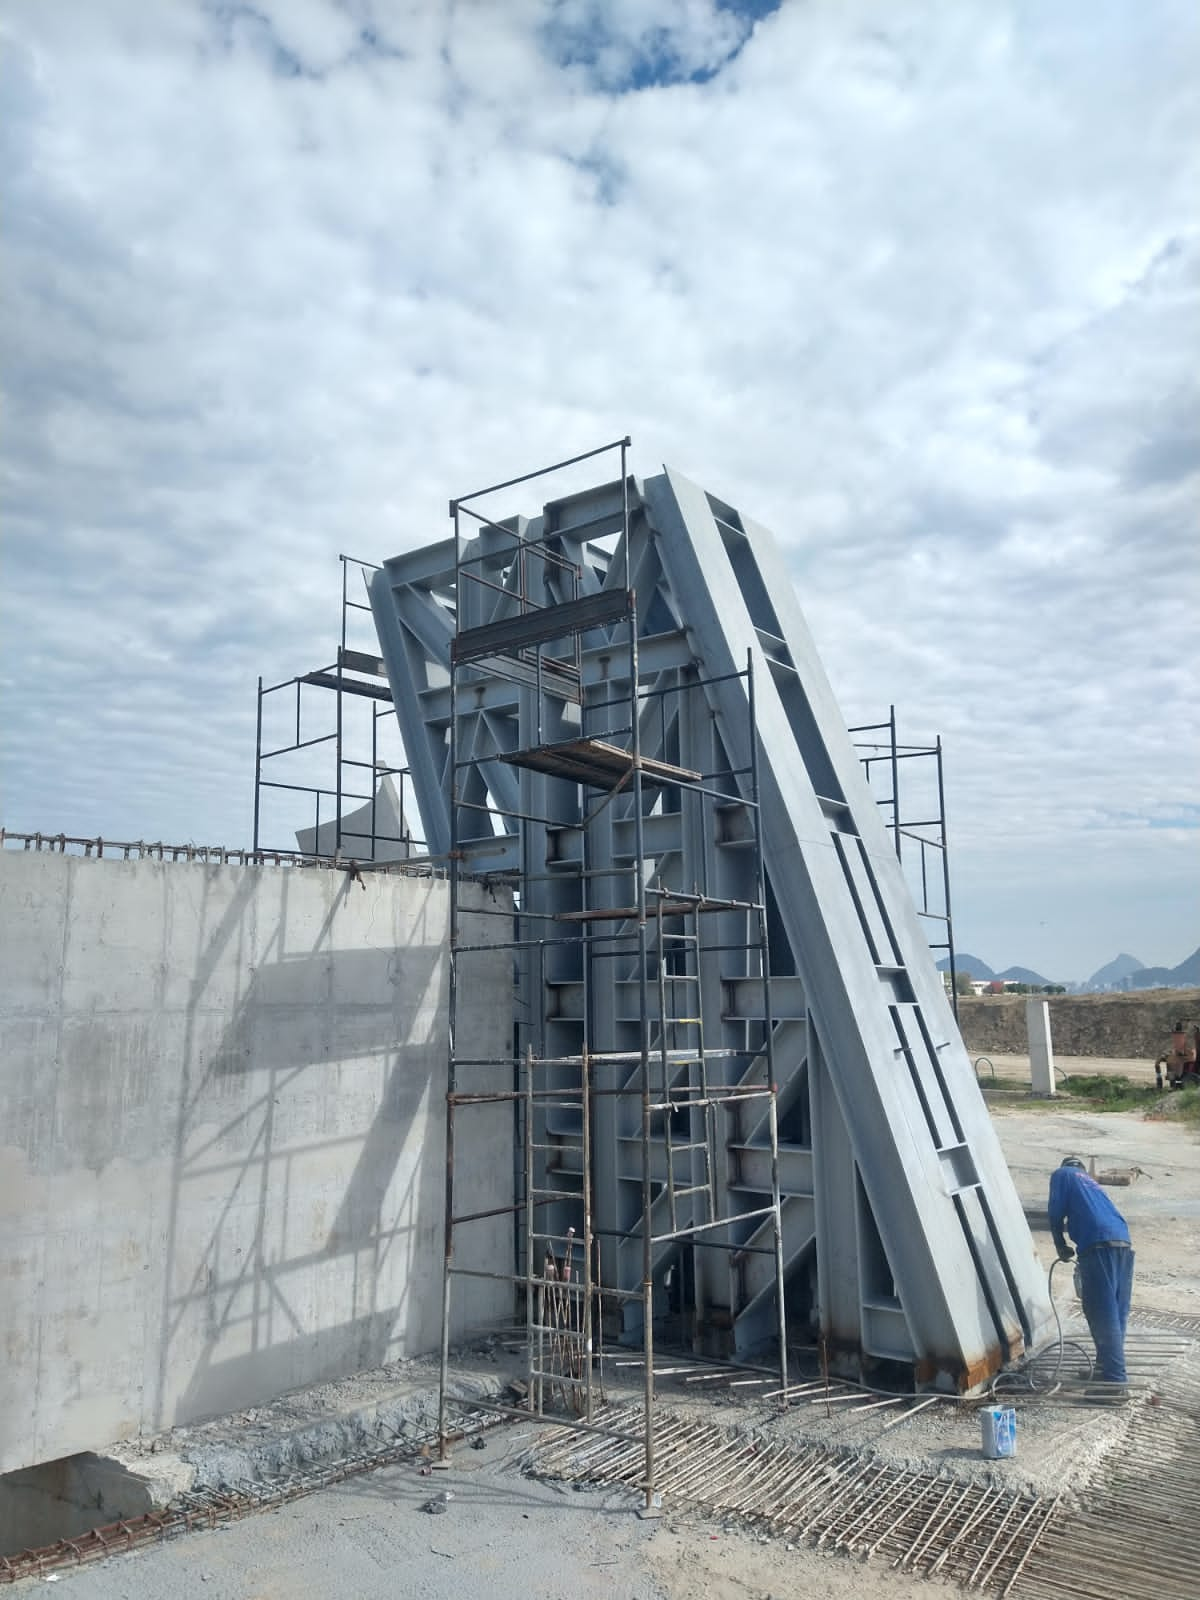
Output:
[[435, 439, 788, 1506], [253, 555, 420, 861], [851, 710, 959, 1019]]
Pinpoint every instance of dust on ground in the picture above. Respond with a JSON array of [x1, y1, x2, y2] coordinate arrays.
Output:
[[974, 1051, 1151, 1081], [992, 1098, 1200, 1316], [47, 1438, 978, 1600], [56, 1101, 1200, 1600]]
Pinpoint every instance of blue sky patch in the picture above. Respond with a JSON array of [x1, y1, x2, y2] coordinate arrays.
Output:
[[541, 0, 783, 92]]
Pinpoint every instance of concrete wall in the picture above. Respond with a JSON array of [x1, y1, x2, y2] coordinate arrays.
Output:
[[0, 852, 511, 1476]]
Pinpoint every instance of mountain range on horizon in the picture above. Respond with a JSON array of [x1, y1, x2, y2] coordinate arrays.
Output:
[[935, 944, 1200, 992]]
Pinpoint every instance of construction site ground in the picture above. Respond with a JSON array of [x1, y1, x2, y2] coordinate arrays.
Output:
[[29, 1078, 1200, 1600]]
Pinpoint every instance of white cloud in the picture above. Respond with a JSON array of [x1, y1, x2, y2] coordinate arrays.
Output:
[[1, 0, 1197, 980]]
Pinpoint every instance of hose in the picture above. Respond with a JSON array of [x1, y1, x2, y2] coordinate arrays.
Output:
[[984, 1256, 1095, 1399], [792, 1258, 1092, 1406], [1047, 1254, 1067, 1386]]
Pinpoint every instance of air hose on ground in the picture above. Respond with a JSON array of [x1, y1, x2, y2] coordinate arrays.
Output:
[[987, 1255, 1093, 1397]]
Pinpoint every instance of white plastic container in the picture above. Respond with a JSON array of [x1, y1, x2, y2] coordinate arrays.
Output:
[[980, 1406, 1017, 1459]]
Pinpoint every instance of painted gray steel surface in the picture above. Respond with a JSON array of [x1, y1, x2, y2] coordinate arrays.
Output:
[[369, 468, 1053, 1388]]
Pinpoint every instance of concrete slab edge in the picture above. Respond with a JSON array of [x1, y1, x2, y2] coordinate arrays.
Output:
[[107, 1371, 505, 1508]]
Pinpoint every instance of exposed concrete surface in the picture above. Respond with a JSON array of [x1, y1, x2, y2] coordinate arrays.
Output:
[[1026, 998, 1056, 1095], [0, 1451, 191, 1555], [294, 774, 413, 862], [1, 1354, 501, 1557], [107, 1354, 504, 1495], [613, 1339, 1189, 1501], [0, 852, 511, 1475], [49, 1439, 972, 1600], [12, 1096, 1196, 1588]]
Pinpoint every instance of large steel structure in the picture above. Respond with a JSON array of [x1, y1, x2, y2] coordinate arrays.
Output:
[[368, 444, 1052, 1415]]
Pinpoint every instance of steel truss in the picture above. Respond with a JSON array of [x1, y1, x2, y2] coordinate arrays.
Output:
[[368, 445, 1052, 1420], [419, 439, 787, 1505]]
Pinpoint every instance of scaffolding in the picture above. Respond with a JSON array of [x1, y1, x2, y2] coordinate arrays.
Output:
[[851, 711, 959, 1018], [436, 440, 788, 1506], [253, 555, 420, 861]]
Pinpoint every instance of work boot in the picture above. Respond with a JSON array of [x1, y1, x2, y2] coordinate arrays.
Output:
[[1086, 1384, 1129, 1406]]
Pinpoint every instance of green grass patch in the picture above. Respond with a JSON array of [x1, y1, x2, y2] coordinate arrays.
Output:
[[1147, 1085, 1200, 1127], [1059, 1073, 1159, 1112], [981, 1071, 1200, 1129]]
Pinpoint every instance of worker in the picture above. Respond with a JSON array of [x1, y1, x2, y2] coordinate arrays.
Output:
[[1047, 1155, 1134, 1399], [1169, 1020, 1195, 1068], [1155, 1021, 1198, 1089]]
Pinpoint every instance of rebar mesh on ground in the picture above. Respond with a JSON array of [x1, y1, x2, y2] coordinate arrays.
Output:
[[1014, 1359, 1200, 1600], [522, 1403, 1059, 1593], [0, 1411, 498, 1585]]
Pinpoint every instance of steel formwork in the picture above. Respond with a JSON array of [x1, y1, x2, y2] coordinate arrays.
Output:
[[406, 439, 788, 1504], [368, 447, 1053, 1404]]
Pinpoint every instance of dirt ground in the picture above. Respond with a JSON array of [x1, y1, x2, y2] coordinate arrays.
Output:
[[975, 1050, 1150, 1082], [990, 1090, 1200, 1316], [957, 989, 1200, 1059]]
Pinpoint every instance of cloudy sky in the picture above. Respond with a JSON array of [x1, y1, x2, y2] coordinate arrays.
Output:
[[2, 0, 1197, 983]]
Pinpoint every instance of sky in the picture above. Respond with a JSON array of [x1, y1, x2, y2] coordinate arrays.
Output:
[[1, 0, 1197, 984]]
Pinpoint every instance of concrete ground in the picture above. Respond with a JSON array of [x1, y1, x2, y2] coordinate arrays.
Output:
[[39, 1442, 977, 1600], [37, 1098, 1200, 1599]]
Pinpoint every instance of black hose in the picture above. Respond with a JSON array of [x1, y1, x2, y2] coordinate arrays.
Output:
[[987, 1256, 1095, 1397], [1047, 1255, 1067, 1385]]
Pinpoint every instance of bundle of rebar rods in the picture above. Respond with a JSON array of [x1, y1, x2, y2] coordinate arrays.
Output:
[[542, 1234, 583, 1412]]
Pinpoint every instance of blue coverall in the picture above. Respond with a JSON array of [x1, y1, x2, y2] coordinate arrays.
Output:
[[1047, 1166, 1134, 1385]]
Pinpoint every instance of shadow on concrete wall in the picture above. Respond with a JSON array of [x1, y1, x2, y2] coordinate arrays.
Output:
[[153, 869, 448, 1430]]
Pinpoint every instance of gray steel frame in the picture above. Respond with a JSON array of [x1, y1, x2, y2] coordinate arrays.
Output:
[[369, 453, 1052, 1396], [415, 440, 787, 1506]]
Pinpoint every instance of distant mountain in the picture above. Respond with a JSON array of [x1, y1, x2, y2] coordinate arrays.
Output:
[[936, 953, 995, 980], [933, 945, 1200, 994], [1130, 966, 1173, 990], [1121, 947, 1200, 991], [1087, 953, 1145, 988], [995, 965, 1053, 987]]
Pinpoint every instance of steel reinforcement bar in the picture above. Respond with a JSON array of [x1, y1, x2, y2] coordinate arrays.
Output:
[[0, 1410, 499, 1586]]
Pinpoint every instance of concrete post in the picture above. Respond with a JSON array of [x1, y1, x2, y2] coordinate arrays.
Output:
[[1027, 998, 1056, 1097]]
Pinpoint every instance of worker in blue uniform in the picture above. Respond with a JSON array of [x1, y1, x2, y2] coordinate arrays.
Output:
[[1047, 1155, 1134, 1397]]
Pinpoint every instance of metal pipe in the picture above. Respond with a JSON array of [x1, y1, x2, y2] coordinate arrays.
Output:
[[436, 501, 463, 1460], [626, 585, 656, 1513], [452, 434, 631, 509], [524, 1046, 536, 1416], [252, 677, 263, 852], [937, 735, 959, 1022], [889, 704, 901, 859], [581, 1046, 594, 1424]]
